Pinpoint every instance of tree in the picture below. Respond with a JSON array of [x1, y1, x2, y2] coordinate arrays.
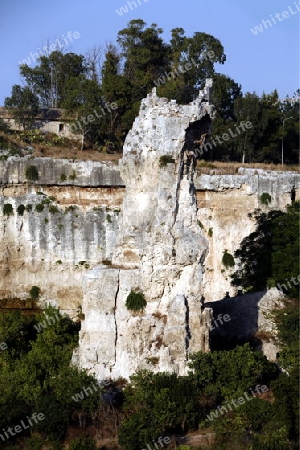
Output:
[[158, 30, 226, 104], [62, 76, 104, 149], [19, 51, 86, 108], [117, 20, 170, 102], [5, 85, 39, 129], [102, 45, 131, 139], [118, 370, 200, 450], [231, 202, 299, 295]]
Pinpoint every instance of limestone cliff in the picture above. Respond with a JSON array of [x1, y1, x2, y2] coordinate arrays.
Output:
[[77, 88, 214, 379], [0, 87, 299, 380]]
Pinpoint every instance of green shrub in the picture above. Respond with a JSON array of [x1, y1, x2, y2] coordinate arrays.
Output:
[[23, 434, 44, 450], [125, 291, 147, 312], [159, 155, 175, 167], [25, 204, 33, 212], [3, 203, 13, 216], [69, 170, 76, 180], [35, 203, 44, 212], [29, 286, 40, 299], [60, 173, 67, 182], [260, 192, 272, 206], [41, 198, 51, 205], [17, 204, 26, 216], [222, 250, 235, 269], [69, 436, 97, 450], [49, 205, 59, 214], [208, 227, 213, 237], [25, 165, 39, 181]]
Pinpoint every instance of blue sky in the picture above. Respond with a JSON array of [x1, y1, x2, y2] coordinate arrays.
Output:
[[0, 0, 299, 105]]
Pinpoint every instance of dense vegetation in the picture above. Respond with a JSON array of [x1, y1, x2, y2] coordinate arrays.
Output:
[[0, 202, 298, 449], [3, 19, 299, 162], [231, 201, 300, 297]]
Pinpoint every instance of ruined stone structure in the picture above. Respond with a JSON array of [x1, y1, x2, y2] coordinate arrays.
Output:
[[0, 107, 79, 140], [0, 86, 299, 379]]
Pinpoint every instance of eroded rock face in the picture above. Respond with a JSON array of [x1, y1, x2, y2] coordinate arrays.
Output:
[[77, 88, 214, 379]]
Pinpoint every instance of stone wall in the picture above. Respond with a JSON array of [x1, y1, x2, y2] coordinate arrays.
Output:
[[0, 157, 123, 186]]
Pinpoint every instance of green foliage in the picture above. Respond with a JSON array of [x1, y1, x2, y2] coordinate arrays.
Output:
[[210, 400, 291, 450], [25, 165, 39, 181], [232, 203, 299, 296], [29, 285, 40, 299], [3, 203, 13, 216], [118, 370, 200, 450], [0, 306, 99, 444], [272, 302, 299, 371], [208, 227, 213, 237], [271, 367, 299, 442], [5, 84, 39, 130], [68, 436, 97, 450], [25, 204, 32, 212], [49, 205, 59, 214], [69, 170, 76, 180], [159, 155, 175, 167], [17, 204, 25, 216], [60, 173, 67, 181], [188, 344, 277, 400], [125, 291, 147, 312], [35, 203, 44, 212], [222, 250, 235, 269], [260, 192, 272, 205]]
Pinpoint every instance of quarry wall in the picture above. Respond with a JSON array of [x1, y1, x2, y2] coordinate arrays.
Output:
[[0, 88, 299, 378]]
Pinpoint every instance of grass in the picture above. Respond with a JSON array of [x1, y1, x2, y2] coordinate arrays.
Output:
[[196, 160, 299, 174]]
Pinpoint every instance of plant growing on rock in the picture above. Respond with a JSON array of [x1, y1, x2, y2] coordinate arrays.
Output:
[[125, 291, 147, 312], [25, 165, 39, 181], [159, 155, 175, 167], [35, 203, 44, 212], [260, 192, 272, 206], [17, 204, 25, 216], [3, 203, 13, 216], [222, 250, 235, 269], [29, 286, 40, 299]]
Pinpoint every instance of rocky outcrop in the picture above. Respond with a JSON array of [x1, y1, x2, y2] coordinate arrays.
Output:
[[77, 87, 215, 379], [0, 85, 299, 380]]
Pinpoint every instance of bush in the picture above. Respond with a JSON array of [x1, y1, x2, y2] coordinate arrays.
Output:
[[159, 155, 175, 167], [3, 203, 13, 216], [29, 286, 40, 299], [68, 436, 97, 450], [60, 173, 67, 182], [69, 170, 76, 180], [17, 204, 25, 216], [49, 205, 59, 214], [25, 165, 39, 181], [25, 204, 33, 212], [222, 250, 235, 269], [35, 203, 44, 212], [125, 291, 147, 312], [260, 192, 272, 206], [208, 227, 213, 237]]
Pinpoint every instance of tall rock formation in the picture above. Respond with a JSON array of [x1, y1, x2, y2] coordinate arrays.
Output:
[[77, 85, 215, 379]]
